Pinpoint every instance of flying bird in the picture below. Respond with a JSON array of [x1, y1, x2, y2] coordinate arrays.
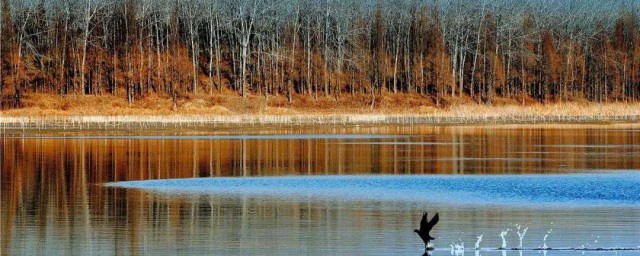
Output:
[[414, 212, 439, 251]]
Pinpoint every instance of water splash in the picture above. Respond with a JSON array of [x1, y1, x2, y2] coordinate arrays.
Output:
[[515, 224, 528, 248], [474, 234, 483, 250], [542, 229, 553, 249], [581, 235, 600, 249], [449, 240, 465, 256], [499, 229, 510, 249]]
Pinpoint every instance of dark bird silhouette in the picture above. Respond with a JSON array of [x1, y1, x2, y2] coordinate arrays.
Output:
[[414, 212, 439, 251]]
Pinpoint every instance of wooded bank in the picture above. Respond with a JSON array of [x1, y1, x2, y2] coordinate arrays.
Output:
[[1, 0, 640, 109]]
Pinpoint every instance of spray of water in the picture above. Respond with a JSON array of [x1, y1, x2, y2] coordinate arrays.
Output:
[[579, 234, 600, 250], [475, 234, 483, 250], [542, 229, 553, 249], [449, 240, 465, 256], [499, 229, 511, 249], [515, 224, 529, 248]]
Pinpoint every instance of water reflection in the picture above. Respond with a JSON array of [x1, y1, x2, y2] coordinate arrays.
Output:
[[4, 125, 640, 180], [2, 124, 640, 255]]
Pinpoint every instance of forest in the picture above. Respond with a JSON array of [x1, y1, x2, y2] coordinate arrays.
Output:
[[1, 0, 639, 110]]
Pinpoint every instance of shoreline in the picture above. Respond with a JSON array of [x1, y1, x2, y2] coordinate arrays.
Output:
[[2, 114, 640, 131], [3, 94, 640, 130]]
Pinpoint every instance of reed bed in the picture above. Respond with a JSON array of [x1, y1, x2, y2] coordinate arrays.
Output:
[[4, 96, 640, 130], [2, 114, 640, 131]]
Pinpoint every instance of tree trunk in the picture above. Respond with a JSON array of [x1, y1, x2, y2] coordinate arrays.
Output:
[[189, 18, 197, 94], [80, 3, 91, 95]]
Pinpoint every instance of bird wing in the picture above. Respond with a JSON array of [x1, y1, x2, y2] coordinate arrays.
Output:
[[419, 212, 428, 231], [426, 213, 439, 231]]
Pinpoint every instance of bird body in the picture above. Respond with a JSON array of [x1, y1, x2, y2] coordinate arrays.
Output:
[[414, 212, 439, 251]]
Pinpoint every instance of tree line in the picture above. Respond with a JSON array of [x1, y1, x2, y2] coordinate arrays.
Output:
[[1, 0, 639, 109]]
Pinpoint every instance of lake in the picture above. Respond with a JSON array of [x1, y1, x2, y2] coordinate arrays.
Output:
[[2, 124, 640, 255]]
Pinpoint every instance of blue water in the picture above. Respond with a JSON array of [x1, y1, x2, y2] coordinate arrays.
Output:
[[108, 172, 640, 207]]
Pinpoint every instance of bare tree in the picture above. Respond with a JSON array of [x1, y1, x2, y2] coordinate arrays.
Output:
[[2, 0, 639, 108]]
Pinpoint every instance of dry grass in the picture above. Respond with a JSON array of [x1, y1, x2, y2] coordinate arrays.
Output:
[[444, 101, 640, 118], [2, 93, 640, 124]]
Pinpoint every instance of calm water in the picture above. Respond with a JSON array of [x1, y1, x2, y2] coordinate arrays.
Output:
[[2, 124, 640, 255]]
